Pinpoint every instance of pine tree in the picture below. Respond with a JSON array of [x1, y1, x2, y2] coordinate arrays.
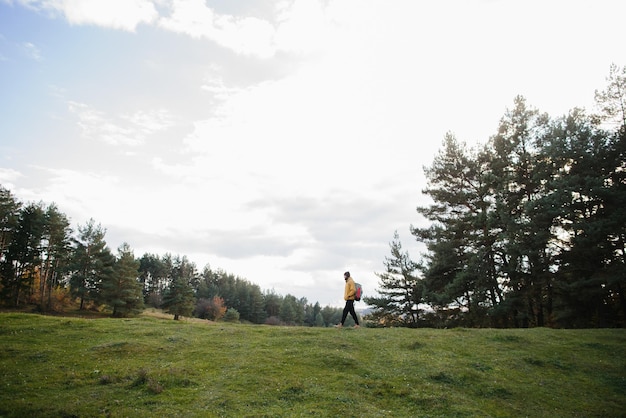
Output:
[[162, 256, 196, 320], [366, 231, 423, 327], [40, 204, 72, 312], [69, 219, 114, 310], [279, 294, 298, 325], [101, 243, 144, 317], [545, 108, 626, 326], [163, 277, 195, 320], [2, 202, 46, 306], [0, 186, 20, 306], [138, 253, 170, 307], [0, 186, 20, 261], [412, 133, 503, 326], [489, 97, 555, 327], [594, 63, 626, 127]]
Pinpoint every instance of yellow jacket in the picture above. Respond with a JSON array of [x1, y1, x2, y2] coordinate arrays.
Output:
[[344, 277, 356, 301]]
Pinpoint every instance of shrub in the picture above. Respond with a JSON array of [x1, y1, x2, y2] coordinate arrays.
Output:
[[265, 316, 282, 326], [224, 308, 240, 323]]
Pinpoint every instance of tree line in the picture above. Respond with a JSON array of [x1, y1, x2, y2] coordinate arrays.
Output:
[[366, 64, 626, 328], [0, 198, 351, 326]]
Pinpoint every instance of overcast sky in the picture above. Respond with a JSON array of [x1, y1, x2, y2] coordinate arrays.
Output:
[[1, 0, 624, 307]]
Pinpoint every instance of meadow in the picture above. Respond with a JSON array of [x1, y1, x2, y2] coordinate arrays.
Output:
[[1, 312, 624, 417]]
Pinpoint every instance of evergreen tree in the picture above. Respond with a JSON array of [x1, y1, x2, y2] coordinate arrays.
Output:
[[411, 133, 503, 326], [366, 231, 423, 327], [489, 97, 555, 327], [39, 204, 72, 312], [594, 63, 626, 127], [321, 305, 342, 327], [223, 308, 240, 322], [314, 312, 325, 327], [0, 186, 20, 262], [264, 290, 282, 319], [163, 277, 195, 320], [304, 301, 322, 326], [0, 186, 20, 306], [247, 284, 267, 324], [279, 294, 298, 325], [1, 202, 46, 306], [162, 256, 196, 320], [138, 253, 170, 307], [69, 219, 114, 310], [545, 109, 626, 326], [102, 243, 144, 317], [408, 71, 625, 327]]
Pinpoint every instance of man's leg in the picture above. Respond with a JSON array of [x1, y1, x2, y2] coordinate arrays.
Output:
[[340, 301, 350, 325], [348, 300, 359, 326]]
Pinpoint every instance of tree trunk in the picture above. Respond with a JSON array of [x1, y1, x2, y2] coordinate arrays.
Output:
[[40, 255, 51, 312]]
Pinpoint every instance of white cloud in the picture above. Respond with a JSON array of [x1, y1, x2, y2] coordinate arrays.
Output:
[[13, 167, 120, 224], [26, 167, 201, 241], [65, 0, 157, 30], [69, 101, 137, 146], [159, 0, 275, 58], [22, 41, 42, 61], [273, 0, 329, 54], [201, 75, 242, 100], [68, 101, 175, 147], [16, 0, 158, 31], [0, 168, 22, 190], [123, 109, 176, 136]]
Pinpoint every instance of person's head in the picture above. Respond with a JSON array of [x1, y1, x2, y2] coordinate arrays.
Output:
[[344, 271, 350, 280]]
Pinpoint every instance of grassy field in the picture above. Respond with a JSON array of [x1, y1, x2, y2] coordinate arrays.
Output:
[[0, 312, 624, 417]]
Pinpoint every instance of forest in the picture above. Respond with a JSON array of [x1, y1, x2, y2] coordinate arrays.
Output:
[[0, 194, 348, 326], [1, 65, 625, 328], [366, 64, 626, 328]]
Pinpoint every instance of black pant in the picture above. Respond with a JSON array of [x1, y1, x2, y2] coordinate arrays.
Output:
[[341, 300, 359, 325]]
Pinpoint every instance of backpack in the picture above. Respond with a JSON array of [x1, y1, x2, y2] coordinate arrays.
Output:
[[354, 282, 363, 301]]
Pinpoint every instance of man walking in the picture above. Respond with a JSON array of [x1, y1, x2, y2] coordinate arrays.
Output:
[[337, 271, 360, 328]]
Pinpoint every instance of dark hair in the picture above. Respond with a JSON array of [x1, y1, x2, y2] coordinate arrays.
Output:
[[344, 271, 350, 277]]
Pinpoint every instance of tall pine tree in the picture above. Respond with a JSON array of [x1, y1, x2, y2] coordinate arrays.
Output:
[[162, 255, 196, 320], [101, 243, 144, 317], [366, 231, 423, 327], [412, 134, 504, 326], [69, 219, 114, 310]]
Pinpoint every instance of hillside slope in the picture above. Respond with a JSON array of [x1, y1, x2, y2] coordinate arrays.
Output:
[[1, 313, 624, 417]]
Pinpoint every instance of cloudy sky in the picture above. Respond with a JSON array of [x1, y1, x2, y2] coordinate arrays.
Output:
[[1, 0, 624, 307]]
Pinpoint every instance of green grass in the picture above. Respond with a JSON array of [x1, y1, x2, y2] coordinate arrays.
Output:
[[1, 313, 625, 417]]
